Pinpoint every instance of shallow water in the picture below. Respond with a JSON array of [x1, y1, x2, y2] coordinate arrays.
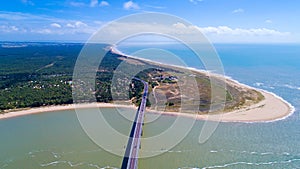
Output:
[[1, 106, 300, 169]]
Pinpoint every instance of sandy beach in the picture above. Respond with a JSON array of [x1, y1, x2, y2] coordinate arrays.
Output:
[[0, 103, 136, 120], [148, 89, 294, 123], [0, 89, 294, 122], [207, 90, 294, 122]]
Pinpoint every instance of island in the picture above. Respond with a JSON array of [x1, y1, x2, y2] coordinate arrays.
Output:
[[0, 42, 294, 122]]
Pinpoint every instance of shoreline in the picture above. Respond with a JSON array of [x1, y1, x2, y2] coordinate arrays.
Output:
[[147, 90, 294, 123], [0, 46, 295, 122], [111, 46, 295, 123], [0, 103, 137, 120], [0, 88, 295, 123], [0, 89, 294, 122]]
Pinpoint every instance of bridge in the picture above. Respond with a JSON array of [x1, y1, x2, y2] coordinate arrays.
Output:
[[121, 78, 148, 169]]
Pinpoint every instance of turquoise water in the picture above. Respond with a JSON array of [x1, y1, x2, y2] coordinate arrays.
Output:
[[1, 44, 300, 168]]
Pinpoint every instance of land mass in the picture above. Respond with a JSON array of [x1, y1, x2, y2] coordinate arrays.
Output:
[[0, 42, 294, 122]]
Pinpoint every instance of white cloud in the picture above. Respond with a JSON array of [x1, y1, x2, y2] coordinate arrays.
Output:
[[94, 21, 293, 43], [0, 25, 20, 33], [173, 22, 187, 28], [265, 19, 273, 24], [100, 1, 109, 7], [70, 0, 108, 8], [198, 26, 289, 36], [0, 11, 52, 21], [32, 21, 96, 35], [144, 4, 165, 9], [232, 8, 244, 13], [0, 13, 25, 20], [97, 22, 290, 37], [195, 25, 293, 42], [50, 23, 62, 28], [66, 21, 89, 30], [34, 28, 53, 34], [0, 11, 100, 38], [90, 0, 98, 7], [69, 1, 86, 7], [66, 21, 87, 28], [60, 21, 96, 34], [123, 1, 140, 10], [75, 21, 87, 27], [11, 26, 19, 31], [21, 0, 34, 6], [66, 23, 75, 28], [189, 0, 203, 4], [0, 11, 296, 43]]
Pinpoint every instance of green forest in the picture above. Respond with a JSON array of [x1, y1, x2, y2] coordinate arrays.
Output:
[[0, 43, 149, 112]]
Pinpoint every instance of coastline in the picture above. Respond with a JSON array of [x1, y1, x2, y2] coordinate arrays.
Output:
[[147, 89, 294, 123], [0, 89, 294, 123], [0, 103, 136, 120], [111, 46, 295, 123], [0, 46, 295, 122]]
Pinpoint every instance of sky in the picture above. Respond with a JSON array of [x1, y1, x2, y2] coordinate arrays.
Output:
[[0, 0, 300, 43]]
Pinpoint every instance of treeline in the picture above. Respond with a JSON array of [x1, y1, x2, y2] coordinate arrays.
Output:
[[0, 77, 72, 110]]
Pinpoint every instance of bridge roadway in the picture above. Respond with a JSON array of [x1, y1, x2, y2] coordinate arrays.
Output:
[[121, 78, 148, 169]]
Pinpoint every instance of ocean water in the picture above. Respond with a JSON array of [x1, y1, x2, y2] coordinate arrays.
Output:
[[1, 44, 300, 168], [119, 43, 300, 168]]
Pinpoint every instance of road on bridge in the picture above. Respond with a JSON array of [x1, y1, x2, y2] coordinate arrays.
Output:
[[121, 78, 148, 169]]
